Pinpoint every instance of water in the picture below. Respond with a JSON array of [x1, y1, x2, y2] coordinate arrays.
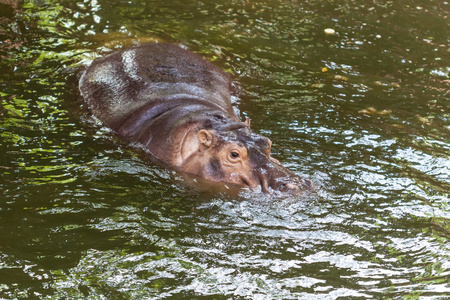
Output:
[[1, 0, 449, 298]]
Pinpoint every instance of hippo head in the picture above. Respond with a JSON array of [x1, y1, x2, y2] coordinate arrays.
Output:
[[179, 116, 313, 194]]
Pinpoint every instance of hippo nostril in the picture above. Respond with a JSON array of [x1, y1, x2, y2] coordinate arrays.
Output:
[[304, 179, 313, 188]]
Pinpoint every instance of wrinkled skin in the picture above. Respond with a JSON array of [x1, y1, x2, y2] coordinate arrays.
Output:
[[79, 43, 313, 194]]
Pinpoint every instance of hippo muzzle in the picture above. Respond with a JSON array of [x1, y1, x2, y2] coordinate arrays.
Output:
[[236, 129, 313, 194]]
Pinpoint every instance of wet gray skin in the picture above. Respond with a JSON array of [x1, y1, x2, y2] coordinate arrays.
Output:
[[79, 43, 313, 194]]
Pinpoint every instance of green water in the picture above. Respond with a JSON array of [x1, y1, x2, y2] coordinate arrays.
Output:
[[1, 0, 449, 298]]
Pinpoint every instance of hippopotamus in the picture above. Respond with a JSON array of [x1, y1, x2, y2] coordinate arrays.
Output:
[[79, 43, 313, 194]]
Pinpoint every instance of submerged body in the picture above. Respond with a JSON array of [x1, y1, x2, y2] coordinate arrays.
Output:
[[79, 43, 312, 193]]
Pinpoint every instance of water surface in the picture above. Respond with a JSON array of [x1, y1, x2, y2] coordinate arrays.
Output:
[[0, 0, 449, 298]]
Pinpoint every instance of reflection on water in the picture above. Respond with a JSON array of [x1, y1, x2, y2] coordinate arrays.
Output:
[[0, 0, 449, 298]]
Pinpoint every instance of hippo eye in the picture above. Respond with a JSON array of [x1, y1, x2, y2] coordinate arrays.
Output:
[[230, 151, 240, 158]]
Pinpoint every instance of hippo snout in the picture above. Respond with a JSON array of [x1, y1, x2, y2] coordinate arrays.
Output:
[[284, 183, 301, 193], [263, 163, 315, 194], [277, 179, 315, 194], [257, 163, 314, 194]]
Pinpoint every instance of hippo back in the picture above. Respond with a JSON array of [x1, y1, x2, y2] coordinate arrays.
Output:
[[79, 43, 234, 127]]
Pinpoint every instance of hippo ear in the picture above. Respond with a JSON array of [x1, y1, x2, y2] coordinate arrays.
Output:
[[198, 129, 213, 148], [245, 117, 251, 128]]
